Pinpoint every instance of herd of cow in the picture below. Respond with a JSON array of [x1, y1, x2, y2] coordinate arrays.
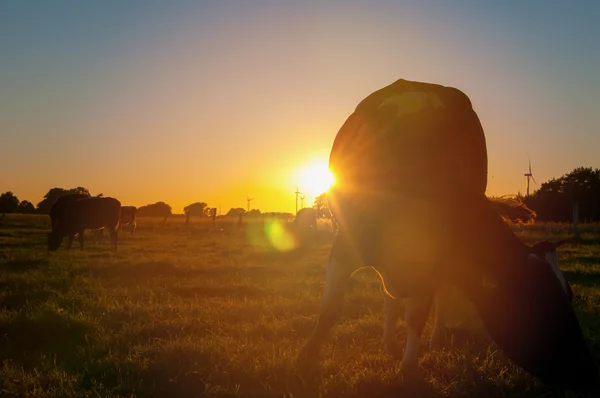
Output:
[[47, 193, 136, 252], [45, 193, 322, 253]]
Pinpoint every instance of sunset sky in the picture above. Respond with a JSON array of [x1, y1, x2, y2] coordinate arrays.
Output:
[[1, 1, 598, 214]]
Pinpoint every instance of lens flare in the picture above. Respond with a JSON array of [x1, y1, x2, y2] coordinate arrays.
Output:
[[264, 218, 296, 252]]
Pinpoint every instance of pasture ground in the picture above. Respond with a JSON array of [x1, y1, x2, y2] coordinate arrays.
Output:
[[1, 214, 599, 397]]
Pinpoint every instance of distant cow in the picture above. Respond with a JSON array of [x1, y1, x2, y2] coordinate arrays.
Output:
[[294, 208, 318, 233], [120, 206, 137, 236], [47, 196, 121, 252]]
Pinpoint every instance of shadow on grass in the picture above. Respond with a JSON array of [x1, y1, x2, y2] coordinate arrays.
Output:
[[0, 309, 93, 367], [171, 284, 267, 299], [0, 289, 53, 311], [88, 261, 292, 282], [293, 353, 580, 398], [1, 256, 49, 272]]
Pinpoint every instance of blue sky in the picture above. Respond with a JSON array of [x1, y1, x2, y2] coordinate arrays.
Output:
[[1, 1, 598, 212]]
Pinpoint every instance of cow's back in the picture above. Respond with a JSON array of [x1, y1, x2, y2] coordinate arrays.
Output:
[[120, 206, 137, 221], [295, 208, 317, 226], [50, 193, 90, 226], [60, 197, 121, 232], [329, 79, 487, 211]]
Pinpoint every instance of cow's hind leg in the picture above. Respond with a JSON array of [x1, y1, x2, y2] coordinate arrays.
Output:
[[382, 295, 404, 358], [67, 234, 75, 249], [110, 228, 118, 252], [298, 235, 353, 366], [402, 293, 434, 376]]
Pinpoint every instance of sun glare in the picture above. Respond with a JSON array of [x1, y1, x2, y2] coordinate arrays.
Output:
[[297, 160, 335, 197]]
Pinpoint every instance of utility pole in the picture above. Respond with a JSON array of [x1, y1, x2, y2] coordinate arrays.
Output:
[[294, 186, 303, 214]]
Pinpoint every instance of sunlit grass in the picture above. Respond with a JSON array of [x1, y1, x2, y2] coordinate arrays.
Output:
[[0, 214, 599, 397]]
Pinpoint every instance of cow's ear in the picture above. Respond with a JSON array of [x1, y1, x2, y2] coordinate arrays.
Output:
[[553, 240, 566, 248]]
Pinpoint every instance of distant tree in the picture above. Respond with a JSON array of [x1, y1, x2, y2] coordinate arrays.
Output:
[[313, 192, 331, 218], [0, 192, 20, 219], [17, 200, 36, 214], [137, 201, 172, 225], [262, 211, 294, 220], [184, 202, 209, 217], [524, 167, 600, 222], [246, 209, 262, 217], [1, 191, 20, 212], [226, 208, 246, 218], [184, 202, 209, 226], [72, 186, 91, 195], [36, 187, 91, 214]]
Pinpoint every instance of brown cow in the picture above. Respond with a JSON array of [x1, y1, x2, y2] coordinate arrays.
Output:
[[294, 207, 318, 233], [298, 78, 596, 389], [49, 193, 91, 230], [47, 196, 121, 252], [120, 206, 137, 236]]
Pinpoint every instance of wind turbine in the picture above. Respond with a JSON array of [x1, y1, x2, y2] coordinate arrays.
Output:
[[524, 157, 537, 196], [246, 197, 255, 212], [294, 186, 304, 214]]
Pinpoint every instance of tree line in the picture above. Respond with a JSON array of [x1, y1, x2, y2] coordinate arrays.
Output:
[[0, 187, 294, 222], [522, 167, 600, 222], [2, 166, 597, 223]]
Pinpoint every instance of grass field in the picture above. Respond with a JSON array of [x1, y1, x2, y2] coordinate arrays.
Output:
[[1, 214, 599, 397]]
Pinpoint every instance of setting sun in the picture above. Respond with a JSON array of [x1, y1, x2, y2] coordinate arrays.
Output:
[[297, 160, 336, 197]]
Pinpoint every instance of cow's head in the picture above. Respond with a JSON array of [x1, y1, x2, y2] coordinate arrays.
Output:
[[47, 230, 64, 251]]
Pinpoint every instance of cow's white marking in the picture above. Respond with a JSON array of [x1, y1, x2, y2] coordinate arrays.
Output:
[[544, 252, 568, 291], [403, 325, 420, 369], [322, 258, 340, 306]]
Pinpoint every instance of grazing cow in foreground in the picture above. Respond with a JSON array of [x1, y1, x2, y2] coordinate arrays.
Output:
[[381, 238, 573, 364], [47, 196, 121, 252], [298, 79, 597, 390], [120, 206, 137, 236], [294, 207, 318, 233], [374, 199, 569, 359]]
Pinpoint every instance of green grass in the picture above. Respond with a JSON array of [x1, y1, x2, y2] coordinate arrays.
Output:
[[0, 214, 599, 397]]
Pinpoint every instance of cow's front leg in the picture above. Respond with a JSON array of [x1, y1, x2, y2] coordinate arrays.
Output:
[[402, 292, 434, 375], [298, 237, 353, 366], [67, 233, 75, 249], [78, 230, 85, 250], [110, 228, 119, 252], [382, 294, 403, 358], [430, 286, 448, 350]]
